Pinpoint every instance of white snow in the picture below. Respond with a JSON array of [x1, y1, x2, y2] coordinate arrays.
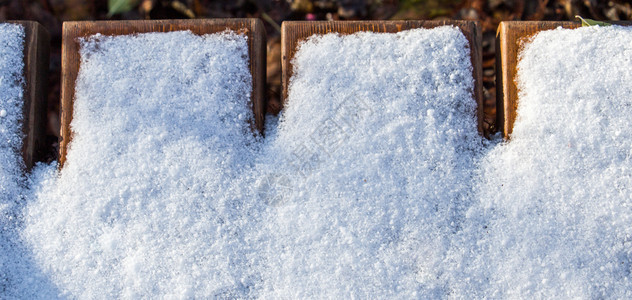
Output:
[[0, 22, 28, 297], [468, 25, 632, 298], [19, 26, 484, 298], [255, 26, 482, 298], [0, 23, 60, 299], [10, 24, 632, 299], [23, 31, 263, 298], [0, 23, 24, 214]]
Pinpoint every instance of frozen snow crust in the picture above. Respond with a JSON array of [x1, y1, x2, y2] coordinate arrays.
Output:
[[4, 24, 632, 298]]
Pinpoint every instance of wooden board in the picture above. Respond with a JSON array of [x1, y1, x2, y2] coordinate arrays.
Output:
[[5, 21, 50, 171], [281, 20, 484, 133], [60, 19, 266, 167]]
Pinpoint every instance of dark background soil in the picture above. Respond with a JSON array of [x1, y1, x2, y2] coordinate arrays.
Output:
[[2, 0, 630, 162]]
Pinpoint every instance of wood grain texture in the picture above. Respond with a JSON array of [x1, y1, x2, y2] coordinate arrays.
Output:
[[281, 20, 484, 133], [5, 21, 50, 171], [60, 19, 266, 167]]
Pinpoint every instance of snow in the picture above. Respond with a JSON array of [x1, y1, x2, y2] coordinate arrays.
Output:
[[0, 23, 25, 214], [6, 24, 632, 298], [469, 25, 632, 298], [0, 23, 61, 299], [18, 26, 484, 298], [23, 31, 263, 298], [0, 22, 27, 297], [255, 26, 482, 298]]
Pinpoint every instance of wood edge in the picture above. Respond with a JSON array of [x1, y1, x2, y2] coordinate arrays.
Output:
[[251, 18, 267, 134], [282, 20, 475, 25], [61, 18, 259, 28], [496, 22, 510, 139], [469, 21, 484, 136], [28, 22, 50, 170], [19, 21, 38, 170], [59, 22, 78, 168], [280, 22, 290, 105]]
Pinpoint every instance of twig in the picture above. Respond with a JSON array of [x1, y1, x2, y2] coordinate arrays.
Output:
[[261, 11, 281, 33]]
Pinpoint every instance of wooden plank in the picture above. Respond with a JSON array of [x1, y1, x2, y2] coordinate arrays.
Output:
[[5, 21, 50, 171], [60, 19, 266, 167], [281, 20, 484, 133], [496, 21, 578, 139]]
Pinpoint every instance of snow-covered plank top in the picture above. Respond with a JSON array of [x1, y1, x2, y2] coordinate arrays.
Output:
[[1, 21, 49, 299], [0, 23, 27, 299], [256, 24, 484, 298], [497, 20, 632, 138], [0, 21, 49, 170], [23, 26, 263, 298], [60, 19, 266, 167], [496, 21, 581, 138], [281, 20, 483, 132], [0, 22, 25, 214], [476, 24, 632, 297]]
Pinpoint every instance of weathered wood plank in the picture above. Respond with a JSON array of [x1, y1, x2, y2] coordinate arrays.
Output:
[[60, 19, 266, 167], [281, 20, 484, 133], [5, 21, 50, 171]]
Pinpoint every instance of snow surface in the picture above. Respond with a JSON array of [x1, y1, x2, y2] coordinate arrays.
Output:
[[469, 25, 632, 298], [23, 31, 263, 298], [8, 24, 632, 298], [0, 23, 24, 224], [0, 23, 61, 299], [0, 23, 29, 298], [0, 23, 24, 229], [255, 26, 482, 298], [18, 26, 484, 298]]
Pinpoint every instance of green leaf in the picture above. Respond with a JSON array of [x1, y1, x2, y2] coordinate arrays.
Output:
[[108, 0, 139, 17], [575, 16, 612, 27]]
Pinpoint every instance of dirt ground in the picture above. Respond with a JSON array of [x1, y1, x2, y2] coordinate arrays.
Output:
[[2, 0, 630, 162]]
